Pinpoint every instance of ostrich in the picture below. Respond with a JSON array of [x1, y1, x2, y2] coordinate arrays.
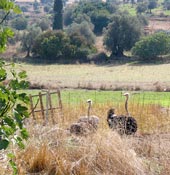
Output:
[[107, 93, 137, 135], [78, 99, 99, 129], [70, 99, 99, 135]]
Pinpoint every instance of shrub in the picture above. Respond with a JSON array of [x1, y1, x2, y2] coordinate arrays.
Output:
[[32, 30, 96, 61], [64, 1, 117, 34], [66, 21, 96, 45], [132, 32, 170, 60], [11, 16, 28, 30], [32, 30, 69, 59]]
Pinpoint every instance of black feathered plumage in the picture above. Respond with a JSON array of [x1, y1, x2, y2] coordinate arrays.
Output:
[[107, 108, 137, 135]]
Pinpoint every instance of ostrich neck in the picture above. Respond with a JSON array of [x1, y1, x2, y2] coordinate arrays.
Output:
[[125, 96, 129, 116], [88, 103, 91, 119]]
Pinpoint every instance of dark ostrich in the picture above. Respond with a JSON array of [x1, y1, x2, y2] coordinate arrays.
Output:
[[107, 93, 137, 135]]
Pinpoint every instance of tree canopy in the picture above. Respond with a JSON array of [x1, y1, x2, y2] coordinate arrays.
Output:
[[132, 32, 170, 60], [64, 1, 117, 34], [104, 14, 142, 57], [53, 0, 63, 30]]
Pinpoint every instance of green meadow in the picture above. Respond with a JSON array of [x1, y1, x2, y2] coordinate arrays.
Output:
[[27, 89, 170, 107]]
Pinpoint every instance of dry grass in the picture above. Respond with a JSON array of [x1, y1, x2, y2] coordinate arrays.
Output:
[[1, 101, 170, 175], [13, 63, 170, 91]]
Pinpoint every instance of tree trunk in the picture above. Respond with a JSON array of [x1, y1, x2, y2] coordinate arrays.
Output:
[[26, 48, 30, 58]]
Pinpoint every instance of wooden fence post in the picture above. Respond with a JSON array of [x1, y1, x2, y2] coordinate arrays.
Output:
[[29, 94, 36, 121], [57, 89, 63, 122], [39, 92, 45, 124], [48, 91, 55, 124]]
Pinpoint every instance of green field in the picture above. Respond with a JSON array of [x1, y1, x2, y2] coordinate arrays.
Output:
[[27, 89, 170, 107]]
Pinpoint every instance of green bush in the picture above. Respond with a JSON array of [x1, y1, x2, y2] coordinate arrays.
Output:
[[66, 21, 96, 45], [64, 1, 117, 34], [132, 32, 170, 60], [11, 16, 28, 30], [32, 30, 69, 59], [32, 30, 96, 61]]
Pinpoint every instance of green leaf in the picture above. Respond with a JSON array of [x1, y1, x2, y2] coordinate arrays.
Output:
[[9, 159, 18, 175], [9, 80, 29, 90], [13, 5, 22, 14], [18, 93, 30, 104], [2, 126, 15, 136], [0, 68, 7, 81], [21, 128, 29, 140], [0, 139, 9, 150], [14, 111, 23, 129], [16, 104, 28, 113], [18, 71, 27, 79], [15, 136, 25, 149], [19, 80, 29, 89], [4, 117, 16, 130], [7, 153, 15, 159]]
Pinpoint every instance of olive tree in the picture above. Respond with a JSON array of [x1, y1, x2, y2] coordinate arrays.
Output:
[[104, 14, 141, 57], [20, 25, 42, 57]]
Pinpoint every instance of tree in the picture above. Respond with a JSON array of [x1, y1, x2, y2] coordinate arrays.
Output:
[[136, 3, 148, 14], [37, 18, 50, 31], [20, 25, 42, 57], [0, 0, 20, 53], [53, 0, 63, 30], [11, 16, 28, 30], [66, 21, 96, 45], [148, 0, 157, 13], [132, 32, 170, 60], [32, 30, 69, 59], [32, 30, 96, 61], [104, 14, 141, 57], [64, 1, 117, 34], [164, 0, 170, 10], [0, 1, 29, 173]]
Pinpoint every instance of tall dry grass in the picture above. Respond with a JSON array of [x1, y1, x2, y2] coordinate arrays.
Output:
[[1, 102, 170, 174]]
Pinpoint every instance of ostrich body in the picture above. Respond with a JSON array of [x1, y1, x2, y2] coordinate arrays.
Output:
[[107, 93, 137, 135], [70, 99, 99, 135]]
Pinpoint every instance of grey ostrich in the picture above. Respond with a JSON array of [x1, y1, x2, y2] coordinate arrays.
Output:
[[78, 99, 99, 129], [70, 99, 99, 135], [107, 93, 137, 135]]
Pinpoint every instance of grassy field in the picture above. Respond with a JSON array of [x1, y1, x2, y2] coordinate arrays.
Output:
[[1, 91, 170, 174], [16, 63, 170, 91], [0, 61, 169, 174], [28, 89, 170, 106]]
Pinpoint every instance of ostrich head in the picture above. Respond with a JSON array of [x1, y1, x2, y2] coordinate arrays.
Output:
[[107, 108, 115, 117], [87, 99, 92, 105], [123, 92, 130, 97], [107, 108, 117, 129]]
